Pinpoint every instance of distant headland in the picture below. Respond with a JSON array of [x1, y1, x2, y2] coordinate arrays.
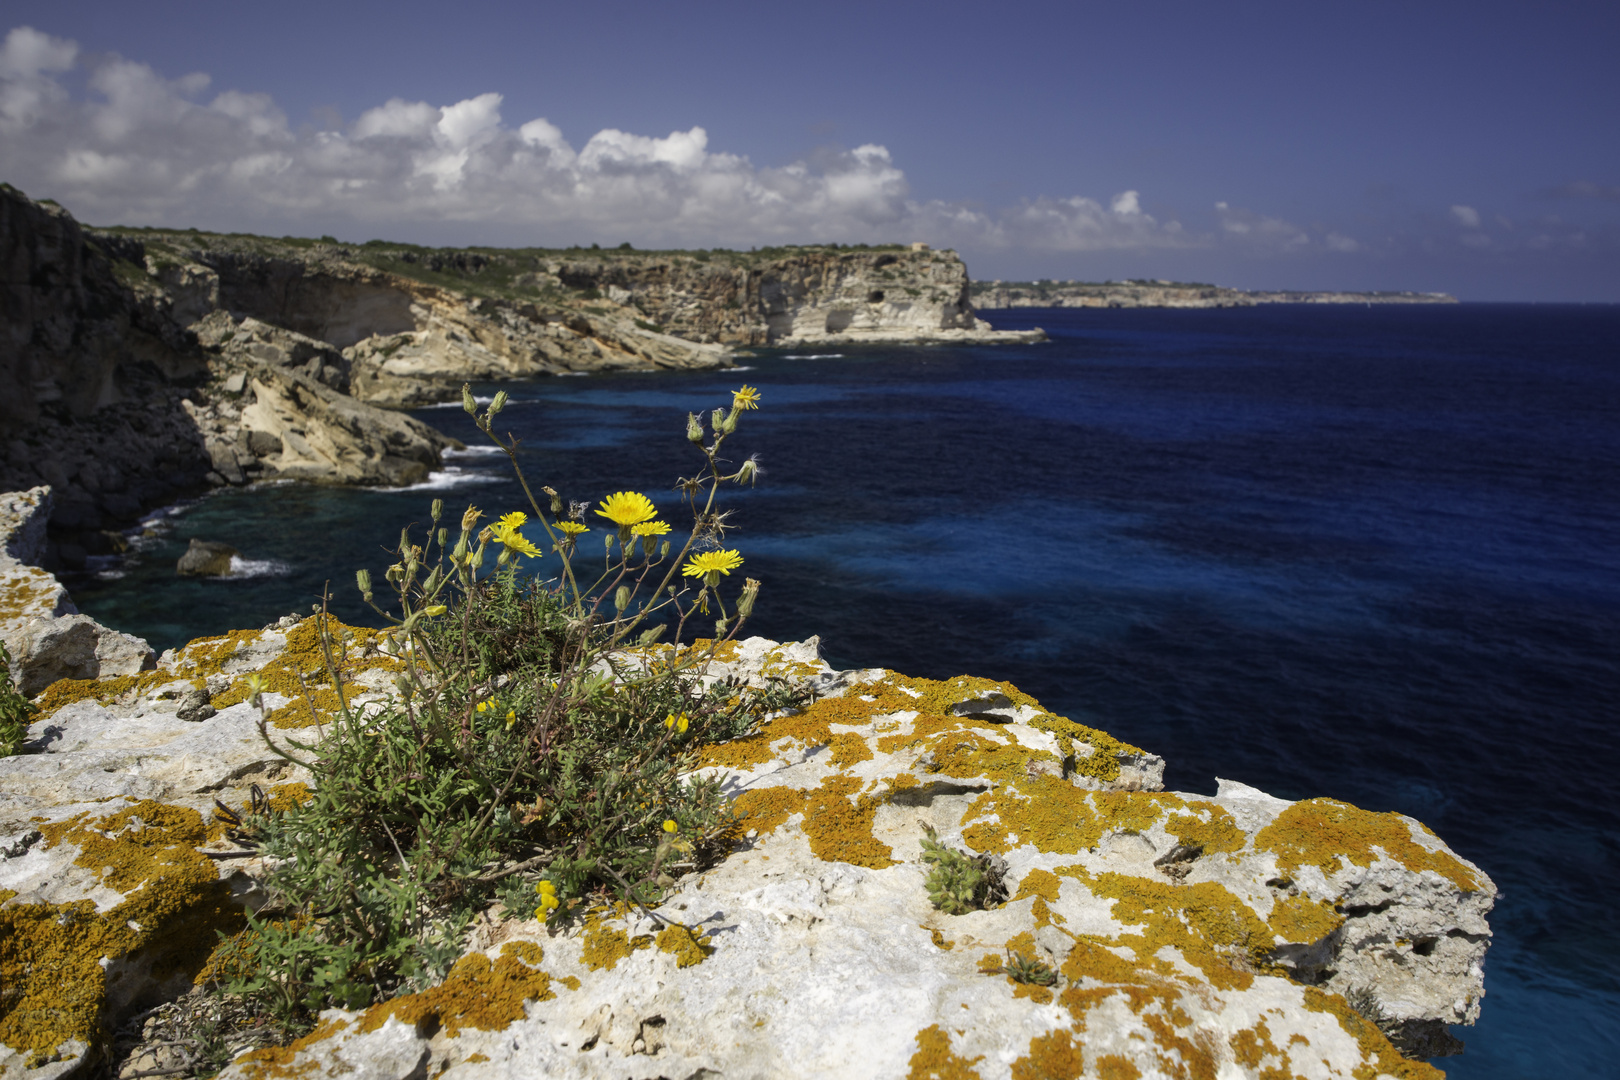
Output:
[[973, 278, 1457, 309]]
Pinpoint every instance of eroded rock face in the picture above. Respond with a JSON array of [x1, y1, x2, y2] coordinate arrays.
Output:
[[0, 487, 154, 695], [0, 611, 1493, 1080]]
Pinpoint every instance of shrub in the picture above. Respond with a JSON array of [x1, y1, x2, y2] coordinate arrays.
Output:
[[920, 825, 1007, 915], [215, 381, 802, 1029], [0, 642, 34, 756]]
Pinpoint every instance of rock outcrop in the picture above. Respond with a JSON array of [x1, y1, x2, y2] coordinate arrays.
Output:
[[973, 279, 1459, 309], [0, 187, 461, 567], [0, 500, 1493, 1079], [0, 487, 154, 697]]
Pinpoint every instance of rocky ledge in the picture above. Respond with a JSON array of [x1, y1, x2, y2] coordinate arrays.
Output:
[[0, 493, 1491, 1080]]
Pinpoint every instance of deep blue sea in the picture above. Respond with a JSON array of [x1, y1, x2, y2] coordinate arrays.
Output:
[[74, 304, 1620, 1078]]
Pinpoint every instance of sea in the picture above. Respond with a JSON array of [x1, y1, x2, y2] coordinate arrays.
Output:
[[72, 303, 1620, 1078]]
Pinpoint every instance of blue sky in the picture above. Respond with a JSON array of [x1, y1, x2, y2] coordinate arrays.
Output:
[[2, 1, 1616, 300]]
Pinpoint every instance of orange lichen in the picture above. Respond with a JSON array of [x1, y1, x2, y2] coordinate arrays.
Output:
[[801, 774, 894, 868], [655, 924, 713, 967], [1095, 1054, 1144, 1080], [1010, 1029, 1087, 1080], [1256, 798, 1481, 891], [1, 801, 241, 1055], [1300, 985, 1444, 1080], [230, 1015, 350, 1080], [1163, 803, 1246, 855], [730, 786, 807, 836], [580, 922, 651, 971], [1267, 894, 1345, 944], [907, 1023, 984, 1080], [925, 927, 955, 951], [826, 731, 874, 768], [356, 941, 553, 1038]]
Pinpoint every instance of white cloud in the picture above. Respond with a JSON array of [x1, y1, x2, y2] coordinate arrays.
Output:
[[1450, 204, 1482, 229], [0, 24, 1363, 262]]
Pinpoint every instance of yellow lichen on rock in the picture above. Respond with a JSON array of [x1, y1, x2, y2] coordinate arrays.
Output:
[[1256, 798, 1481, 890], [907, 1023, 985, 1080], [1300, 985, 1445, 1080], [802, 774, 895, 868], [654, 924, 713, 967], [1, 800, 242, 1056], [355, 940, 554, 1038]]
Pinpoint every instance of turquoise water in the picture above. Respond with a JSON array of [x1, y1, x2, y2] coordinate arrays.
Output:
[[72, 304, 1620, 1077]]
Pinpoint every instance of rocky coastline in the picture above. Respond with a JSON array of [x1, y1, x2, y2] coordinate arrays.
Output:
[[2, 186, 1042, 576], [973, 279, 1458, 310], [0, 487, 1494, 1079]]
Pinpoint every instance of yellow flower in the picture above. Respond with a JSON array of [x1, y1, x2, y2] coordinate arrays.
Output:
[[505, 710, 518, 729], [631, 520, 672, 537], [732, 385, 762, 410], [536, 880, 556, 896], [556, 521, 589, 537], [422, 605, 447, 617], [663, 712, 689, 735], [476, 700, 491, 712], [594, 491, 657, 527], [682, 550, 743, 578], [662, 819, 678, 834], [492, 512, 541, 558]]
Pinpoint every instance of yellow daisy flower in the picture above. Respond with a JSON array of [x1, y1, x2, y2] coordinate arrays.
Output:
[[556, 521, 589, 537], [682, 550, 744, 578], [595, 491, 657, 527], [732, 385, 762, 410], [492, 512, 542, 558], [662, 819, 678, 834], [631, 520, 672, 537]]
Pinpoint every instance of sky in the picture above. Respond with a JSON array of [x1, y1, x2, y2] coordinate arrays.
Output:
[[2, 1, 1617, 300]]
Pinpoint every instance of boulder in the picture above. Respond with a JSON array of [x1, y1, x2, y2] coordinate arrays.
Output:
[[0, 486, 155, 695], [176, 538, 237, 576]]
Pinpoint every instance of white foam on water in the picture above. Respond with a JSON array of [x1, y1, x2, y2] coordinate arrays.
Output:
[[222, 556, 292, 579], [375, 466, 503, 493], [443, 445, 506, 459], [781, 353, 845, 360], [423, 395, 494, 408]]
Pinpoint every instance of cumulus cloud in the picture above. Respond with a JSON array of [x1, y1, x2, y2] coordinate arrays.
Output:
[[0, 24, 1362, 261]]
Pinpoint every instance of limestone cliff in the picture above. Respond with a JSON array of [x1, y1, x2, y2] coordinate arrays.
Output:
[[974, 278, 1459, 309], [0, 187, 455, 570]]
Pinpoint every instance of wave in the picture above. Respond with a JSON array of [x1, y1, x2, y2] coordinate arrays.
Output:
[[423, 395, 493, 408], [782, 353, 845, 360], [443, 445, 506, 459], [220, 556, 292, 579], [374, 466, 504, 492]]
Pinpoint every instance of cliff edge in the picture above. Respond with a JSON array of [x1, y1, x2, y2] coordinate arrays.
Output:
[[0, 494, 1492, 1080]]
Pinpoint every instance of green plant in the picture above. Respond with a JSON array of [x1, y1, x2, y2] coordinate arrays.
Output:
[[217, 381, 801, 1030], [634, 319, 664, 334], [919, 825, 1006, 914], [0, 642, 34, 756], [991, 949, 1059, 988]]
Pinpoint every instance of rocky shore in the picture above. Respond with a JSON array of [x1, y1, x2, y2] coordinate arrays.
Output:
[[973, 279, 1458, 310], [2, 186, 1043, 573], [0, 488, 1493, 1080]]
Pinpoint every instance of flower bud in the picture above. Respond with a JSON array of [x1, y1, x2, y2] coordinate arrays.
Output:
[[461, 505, 483, 533], [659, 539, 671, 558], [355, 568, 373, 600], [714, 616, 729, 636], [437, 527, 449, 549], [462, 384, 477, 415], [615, 585, 631, 612], [686, 412, 704, 444], [431, 499, 443, 523], [423, 604, 448, 617], [489, 390, 509, 417], [722, 412, 738, 435], [543, 486, 562, 514], [711, 407, 726, 434], [736, 578, 760, 619]]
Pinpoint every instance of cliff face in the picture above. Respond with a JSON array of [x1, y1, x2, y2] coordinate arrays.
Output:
[[0, 188, 454, 571], [974, 279, 1459, 309]]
